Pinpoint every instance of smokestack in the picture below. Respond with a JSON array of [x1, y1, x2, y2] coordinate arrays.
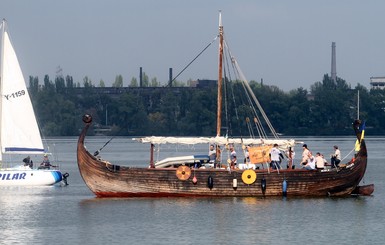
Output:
[[331, 42, 337, 82], [139, 67, 143, 87], [169, 68, 173, 87]]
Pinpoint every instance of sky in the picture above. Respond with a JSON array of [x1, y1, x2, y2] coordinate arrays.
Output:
[[1, 0, 385, 91]]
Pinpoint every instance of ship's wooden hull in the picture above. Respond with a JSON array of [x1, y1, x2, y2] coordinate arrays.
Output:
[[77, 115, 369, 197]]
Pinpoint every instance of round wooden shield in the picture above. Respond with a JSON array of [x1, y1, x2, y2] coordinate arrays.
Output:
[[176, 166, 191, 181], [242, 169, 257, 185]]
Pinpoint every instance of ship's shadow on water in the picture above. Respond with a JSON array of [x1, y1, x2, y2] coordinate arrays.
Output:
[[74, 194, 380, 245]]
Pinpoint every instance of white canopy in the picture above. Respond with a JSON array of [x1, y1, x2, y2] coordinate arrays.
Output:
[[133, 136, 300, 149]]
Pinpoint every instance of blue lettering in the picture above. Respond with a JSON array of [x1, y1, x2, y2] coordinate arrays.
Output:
[[12, 173, 19, 180], [0, 172, 27, 181]]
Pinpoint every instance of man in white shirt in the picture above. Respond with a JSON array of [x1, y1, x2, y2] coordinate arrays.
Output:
[[330, 145, 341, 168], [270, 144, 283, 169], [208, 144, 216, 168]]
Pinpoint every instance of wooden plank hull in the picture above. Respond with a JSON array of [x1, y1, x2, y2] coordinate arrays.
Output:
[[77, 115, 369, 198], [351, 184, 374, 196]]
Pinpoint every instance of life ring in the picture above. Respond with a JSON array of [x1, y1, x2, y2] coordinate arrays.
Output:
[[242, 169, 257, 185], [176, 166, 191, 181]]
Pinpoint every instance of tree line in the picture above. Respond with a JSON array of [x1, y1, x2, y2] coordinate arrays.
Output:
[[28, 74, 385, 137]]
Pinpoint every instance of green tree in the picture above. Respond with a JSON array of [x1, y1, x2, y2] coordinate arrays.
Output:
[[83, 76, 93, 88], [178, 89, 216, 136], [29, 76, 39, 96], [55, 75, 65, 93], [113, 93, 148, 135], [310, 74, 352, 134], [285, 87, 311, 134], [150, 77, 159, 87], [112, 75, 123, 87], [43, 75, 55, 93], [66, 75, 74, 88], [142, 72, 149, 87], [130, 77, 138, 87]]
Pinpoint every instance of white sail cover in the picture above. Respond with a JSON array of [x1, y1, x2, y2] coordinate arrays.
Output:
[[0, 30, 44, 155], [134, 136, 299, 150]]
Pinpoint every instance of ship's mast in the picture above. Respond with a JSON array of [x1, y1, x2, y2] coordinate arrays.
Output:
[[357, 90, 360, 120], [0, 19, 5, 162], [216, 11, 223, 137]]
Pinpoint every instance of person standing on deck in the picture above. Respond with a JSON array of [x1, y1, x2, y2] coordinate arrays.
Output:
[[286, 147, 295, 169], [270, 144, 283, 169], [330, 145, 341, 168], [229, 145, 237, 169], [208, 144, 216, 167], [301, 144, 310, 166], [244, 145, 250, 163], [216, 145, 222, 168]]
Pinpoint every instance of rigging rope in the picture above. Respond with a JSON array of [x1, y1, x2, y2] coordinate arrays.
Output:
[[245, 117, 255, 139], [166, 27, 280, 141], [223, 39, 274, 140], [94, 137, 115, 156], [232, 58, 280, 139], [223, 57, 230, 137], [168, 35, 218, 86], [341, 147, 355, 161], [223, 38, 244, 143]]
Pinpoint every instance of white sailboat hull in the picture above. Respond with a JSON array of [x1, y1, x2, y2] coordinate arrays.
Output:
[[0, 168, 62, 186]]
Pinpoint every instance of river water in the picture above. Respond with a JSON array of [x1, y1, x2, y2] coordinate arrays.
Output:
[[0, 136, 383, 244]]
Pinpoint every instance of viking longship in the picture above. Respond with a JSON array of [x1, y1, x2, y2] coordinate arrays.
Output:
[[77, 12, 373, 197]]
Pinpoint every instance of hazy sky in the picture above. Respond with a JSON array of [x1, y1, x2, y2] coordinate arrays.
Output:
[[2, 0, 385, 91]]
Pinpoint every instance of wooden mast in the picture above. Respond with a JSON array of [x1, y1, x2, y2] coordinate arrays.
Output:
[[357, 90, 360, 120], [216, 11, 223, 137], [215, 11, 223, 166]]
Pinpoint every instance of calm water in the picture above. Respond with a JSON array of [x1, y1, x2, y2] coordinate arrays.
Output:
[[0, 136, 384, 245]]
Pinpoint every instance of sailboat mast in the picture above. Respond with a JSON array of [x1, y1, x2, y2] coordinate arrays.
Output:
[[216, 11, 223, 137], [0, 19, 5, 162], [0, 19, 5, 90], [0, 20, 4, 79]]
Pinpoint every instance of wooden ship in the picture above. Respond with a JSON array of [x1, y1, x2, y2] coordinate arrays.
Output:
[[77, 116, 372, 197], [76, 12, 373, 198]]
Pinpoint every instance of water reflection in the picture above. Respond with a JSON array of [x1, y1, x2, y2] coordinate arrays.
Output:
[[0, 186, 59, 243]]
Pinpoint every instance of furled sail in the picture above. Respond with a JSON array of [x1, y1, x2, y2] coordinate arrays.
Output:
[[134, 136, 297, 150]]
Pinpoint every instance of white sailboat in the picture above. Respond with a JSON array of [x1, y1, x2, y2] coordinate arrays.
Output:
[[0, 19, 63, 186]]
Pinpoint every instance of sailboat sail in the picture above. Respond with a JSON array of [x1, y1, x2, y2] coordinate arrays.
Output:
[[0, 25, 44, 156]]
